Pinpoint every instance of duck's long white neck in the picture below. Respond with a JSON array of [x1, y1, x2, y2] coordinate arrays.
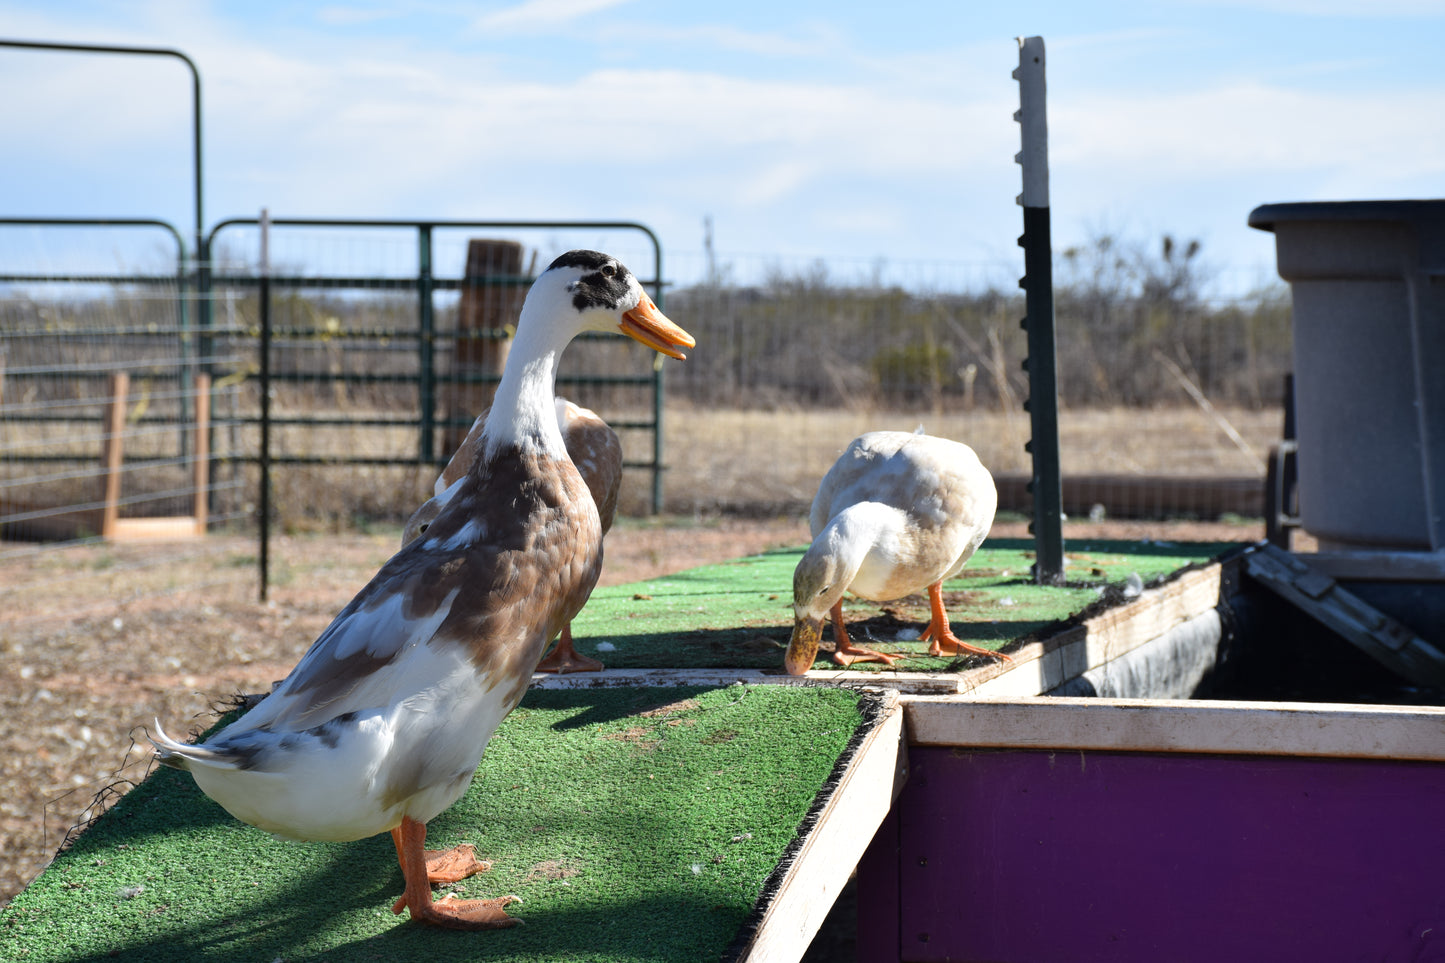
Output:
[[802, 502, 899, 614], [481, 289, 576, 462]]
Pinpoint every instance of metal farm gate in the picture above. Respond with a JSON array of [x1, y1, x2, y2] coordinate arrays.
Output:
[[1, 218, 673, 599]]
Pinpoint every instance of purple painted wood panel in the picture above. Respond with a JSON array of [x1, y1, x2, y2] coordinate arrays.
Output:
[[864, 747, 1445, 963], [856, 804, 901, 961]]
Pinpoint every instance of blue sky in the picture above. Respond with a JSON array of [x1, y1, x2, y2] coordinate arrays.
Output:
[[1, 0, 1443, 294]]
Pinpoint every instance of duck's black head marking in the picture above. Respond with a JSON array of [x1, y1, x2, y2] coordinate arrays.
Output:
[[547, 249, 635, 313]]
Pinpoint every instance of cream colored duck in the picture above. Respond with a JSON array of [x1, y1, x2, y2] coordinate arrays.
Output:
[[784, 429, 1008, 675], [403, 396, 620, 673], [151, 250, 693, 930]]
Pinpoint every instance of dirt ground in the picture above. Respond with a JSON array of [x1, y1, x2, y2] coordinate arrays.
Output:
[[0, 514, 1266, 907]]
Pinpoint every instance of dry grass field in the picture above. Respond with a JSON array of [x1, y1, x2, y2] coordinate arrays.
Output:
[[252, 402, 1281, 523], [654, 403, 1277, 516], [0, 386, 1281, 525]]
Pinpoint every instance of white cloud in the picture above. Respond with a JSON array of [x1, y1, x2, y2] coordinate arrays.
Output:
[[315, 6, 402, 26], [737, 161, 816, 206], [617, 21, 846, 59], [471, 0, 637, 33], [1054, 82, 1445, 185]]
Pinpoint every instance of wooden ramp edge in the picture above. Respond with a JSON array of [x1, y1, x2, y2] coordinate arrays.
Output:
[[957, 546, 1246, 698], [533, 546, 1249, 701], [726, 689, 906, 963]]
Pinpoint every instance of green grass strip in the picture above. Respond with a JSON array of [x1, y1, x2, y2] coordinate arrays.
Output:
[[1, 685, 868, 962], [573, 537, 1236, 673]]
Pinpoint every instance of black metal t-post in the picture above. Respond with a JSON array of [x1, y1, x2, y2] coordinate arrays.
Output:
[[1014, 36, 1066, 585]]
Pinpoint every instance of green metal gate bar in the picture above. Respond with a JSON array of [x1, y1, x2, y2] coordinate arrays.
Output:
[[204, 217, 672, 514], [0, 39, 204, 272], [0, 217, 198, 451]]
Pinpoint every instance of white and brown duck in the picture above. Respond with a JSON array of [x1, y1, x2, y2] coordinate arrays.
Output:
[[403, 396, 621, 673], [152, 250, 693, 929]]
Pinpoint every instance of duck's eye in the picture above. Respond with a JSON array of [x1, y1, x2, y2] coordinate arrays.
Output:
[[601, 264, 616, 278], [418, 522, 430, 534]]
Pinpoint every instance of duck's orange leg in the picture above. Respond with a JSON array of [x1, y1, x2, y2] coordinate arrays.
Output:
[[919, 582, 1011, 661], [389, 816, 519, 929], [829, 601, 899, 667], [534, 623, 604, 674]]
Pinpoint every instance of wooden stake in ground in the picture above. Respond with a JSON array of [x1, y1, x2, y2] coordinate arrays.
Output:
[[444, 240, 529, 456]]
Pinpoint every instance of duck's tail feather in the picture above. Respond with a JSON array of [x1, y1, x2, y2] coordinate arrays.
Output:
[[149, 720, 245, 773]]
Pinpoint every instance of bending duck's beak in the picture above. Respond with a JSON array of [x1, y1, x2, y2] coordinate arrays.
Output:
[[621, 291, 695, 361], [784, 616, 822, 676]]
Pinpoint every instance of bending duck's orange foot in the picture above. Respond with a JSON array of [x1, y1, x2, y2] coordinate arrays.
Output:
[[533, 626, 605, 674], [832, 642, 899, 667], [920, 623, 1012, 660], [828, 605, 899, 667], [921, 582, 1012, 661]]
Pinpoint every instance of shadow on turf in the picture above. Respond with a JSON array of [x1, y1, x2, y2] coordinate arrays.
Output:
[[42, 758, 772, 963], [571, 619, 1045, 674], [536, 684, 724, 730], [51, 893, 755, 963]]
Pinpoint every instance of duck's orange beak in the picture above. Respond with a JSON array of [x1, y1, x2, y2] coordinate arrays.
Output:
[[621, 291, 695, 361]]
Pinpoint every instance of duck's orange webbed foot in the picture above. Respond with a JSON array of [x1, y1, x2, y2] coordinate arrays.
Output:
[[829, 605, 899, 667], [403, 893, 522, 930], [920, 582, 1011, 661], [391, 817, 521, 929], [832, 642, 900, 667], [919, 622, 1011, 660], [422, 844, 490, 884], [534, 625, 605, 674]]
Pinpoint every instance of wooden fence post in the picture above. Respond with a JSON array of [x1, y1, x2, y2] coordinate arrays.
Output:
[[192, 372, 210, 533], [443, 239, 527, 455], [100, 371, 129, 539]]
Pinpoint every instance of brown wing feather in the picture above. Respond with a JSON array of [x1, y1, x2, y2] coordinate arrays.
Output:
[[437, 444, 601, 707], [559, 401, 622, 535], [263, 443, 601, 728]]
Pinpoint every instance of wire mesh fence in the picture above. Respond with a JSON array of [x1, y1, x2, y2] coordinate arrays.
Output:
[[203, 219, 672, 529], [2, 224, 1293, 632], [0, 232, 253, 645], [658, 244, 1290, 519], [0, 220, 681, 639]]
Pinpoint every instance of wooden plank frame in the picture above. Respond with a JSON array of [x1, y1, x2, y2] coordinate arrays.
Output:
[[729, 689, 907, 963], [868, 694, 1445, 963], [100, 371, 211, 541], [904, 694, 1445, 761]]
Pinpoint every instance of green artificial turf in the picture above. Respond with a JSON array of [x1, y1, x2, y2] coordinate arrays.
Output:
[[573, 537, 1237, 674], [0, 685, 870, 963]]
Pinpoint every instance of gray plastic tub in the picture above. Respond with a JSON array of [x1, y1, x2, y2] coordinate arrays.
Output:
[[1250, 200, 1445, 552]]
